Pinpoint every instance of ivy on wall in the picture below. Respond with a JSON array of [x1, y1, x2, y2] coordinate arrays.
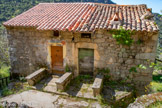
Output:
[[110, 26, 134, 46]]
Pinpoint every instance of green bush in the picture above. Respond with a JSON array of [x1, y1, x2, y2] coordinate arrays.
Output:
[[0, 64, 10, 78], [1, 87, 14, 96], [150, 81, 162, 92], [110, 26, 134, 46], [147, 101, 162, 108]]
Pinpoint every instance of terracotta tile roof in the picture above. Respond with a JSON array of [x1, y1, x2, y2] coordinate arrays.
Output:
[[3, 3, 159, 32]]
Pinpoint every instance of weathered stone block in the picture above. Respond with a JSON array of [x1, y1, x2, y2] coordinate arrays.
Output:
[[94, 38, 105, 43], [135, 53, 156, 60], [125, 59, 133, 65], [92, 74, 104, 97], [26, 68, 46, 86], [55, 72, 72, 91]]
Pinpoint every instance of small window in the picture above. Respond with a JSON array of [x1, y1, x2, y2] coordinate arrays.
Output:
[[53, 30, 59, 37], [81, 33, 91, 38]]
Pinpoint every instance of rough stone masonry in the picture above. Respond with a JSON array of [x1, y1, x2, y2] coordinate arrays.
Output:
[[6, 26, 158, 94]]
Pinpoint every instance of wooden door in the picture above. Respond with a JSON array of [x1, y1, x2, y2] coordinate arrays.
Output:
[[79, 48, 94, 75], [51, 46, 63, 68]]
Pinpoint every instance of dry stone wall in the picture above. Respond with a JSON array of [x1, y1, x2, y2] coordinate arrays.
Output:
[[6, 27, 158, 93], [7, 27, 51, 77], [93, 30, 158, 94]]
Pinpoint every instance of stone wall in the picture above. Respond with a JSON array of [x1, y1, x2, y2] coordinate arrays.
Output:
[[7, 27, 51, 77], [6, 27, 158, 93]]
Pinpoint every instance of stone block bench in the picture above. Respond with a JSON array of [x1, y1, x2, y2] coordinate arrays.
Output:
[[92, 74, 104, 97], [55, 72, 72, 91], [26, 68, 46, 86]]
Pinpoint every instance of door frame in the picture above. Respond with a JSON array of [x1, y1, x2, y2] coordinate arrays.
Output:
[[78, 48, 94, 75], [47, 42, 66, 70], [74, 42, 99, 77]]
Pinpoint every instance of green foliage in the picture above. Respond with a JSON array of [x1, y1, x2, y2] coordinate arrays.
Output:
[[148, 71, 162, 93], [1, 87, 14, 96], [1, 81, 32, 97], [0, 63, 10, 78], [129, 64, 146, 73], [110, 26, 134, 46], [137, 64, 147, 69], [98, 68, 110, 74], [147, 101, 162, 108], [150, 81, 162, 92], [0, 27, 9, 65], [19, 76, 26, 82], [96, 95, 110, 107], [65, 64, 70, 72], [129, 67, 137, 73], [154, 61, 162, 70], [78, 75, 91, 80]]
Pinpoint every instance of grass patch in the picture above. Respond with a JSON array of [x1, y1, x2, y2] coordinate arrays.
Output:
[[0, 64, 10, 78], [147, 101, 162, 108], [96, 95, 110, 107], [1, 82, 31, 97], [149, 70, 162, 93], [150, 81, 162, 92], [1, 87, 14, 96]]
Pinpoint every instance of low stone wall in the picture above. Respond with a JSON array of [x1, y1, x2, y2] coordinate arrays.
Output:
[[55, 72, 72, 91], [26, 68, 47, 86], [92, 74, 104, 97], [128, 92, 162, 108]]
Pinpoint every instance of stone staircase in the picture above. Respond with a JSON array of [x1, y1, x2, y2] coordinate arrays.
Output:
[[43, 75, 60, 93]]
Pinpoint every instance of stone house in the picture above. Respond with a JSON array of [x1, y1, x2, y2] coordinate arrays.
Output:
[[3, 3, 159, 91]]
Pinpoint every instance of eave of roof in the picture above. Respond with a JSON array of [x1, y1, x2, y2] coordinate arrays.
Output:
[[3, 3, 159, 32]]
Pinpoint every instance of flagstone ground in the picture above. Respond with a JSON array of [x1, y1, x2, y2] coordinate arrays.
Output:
[[0, 90, 103, 108]]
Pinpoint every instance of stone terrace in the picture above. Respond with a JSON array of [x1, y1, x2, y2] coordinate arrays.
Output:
[[30, 74, 134, 105]]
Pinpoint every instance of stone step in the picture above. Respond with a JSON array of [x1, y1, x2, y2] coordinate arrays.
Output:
[[44, 85, 57, 93]]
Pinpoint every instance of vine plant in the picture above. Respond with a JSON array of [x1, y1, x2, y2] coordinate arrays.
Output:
[[110, 26, 134, 46]]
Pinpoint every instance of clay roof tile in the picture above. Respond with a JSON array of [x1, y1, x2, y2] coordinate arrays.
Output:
[[3, 3, 158, 32]]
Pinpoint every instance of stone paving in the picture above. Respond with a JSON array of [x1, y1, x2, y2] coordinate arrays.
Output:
[[0, 90, 103, 108], [43, 75, 60, 93], [33, 75, 96, 100], [66, 79, 95, 99], [32, 75, 133, 102]]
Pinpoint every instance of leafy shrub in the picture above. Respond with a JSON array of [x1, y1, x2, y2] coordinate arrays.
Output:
[[150, 81, 162, 92], [0, 64, 10, 78], [147, 101, 162, 108], [110, 26, 134, 46], [1, 87, 14, 96]]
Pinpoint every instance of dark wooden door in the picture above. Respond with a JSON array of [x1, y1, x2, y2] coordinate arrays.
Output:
[[79, 48, 94, 75], [51, 46, 63, 68]]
